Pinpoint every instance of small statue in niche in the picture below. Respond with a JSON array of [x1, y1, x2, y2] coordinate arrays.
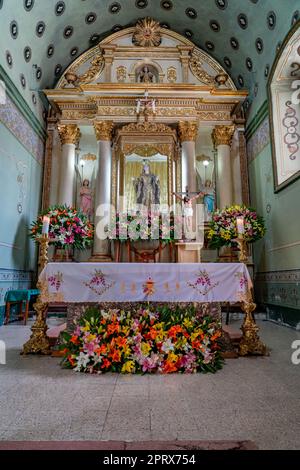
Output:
[[116, 65, 127, 83], [79, 179, 93, 219], [138, 65, 154, 83]]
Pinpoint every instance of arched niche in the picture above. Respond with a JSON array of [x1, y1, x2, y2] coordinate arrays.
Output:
[[268, 21, 300, 192], [129, 60, 164, 83]]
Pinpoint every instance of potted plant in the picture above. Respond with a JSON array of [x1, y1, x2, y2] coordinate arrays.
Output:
[[207, 205, 266, 258], [30, 205, 94, 261]]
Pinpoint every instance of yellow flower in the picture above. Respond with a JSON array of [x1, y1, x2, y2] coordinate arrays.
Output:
[[191, 331, 199, 342], [141, 342, 151, 357], [86, 333, 96, 342], [81, 324, 90, 332], [176, 337, 187, 349], [121, 360, 135, 374], [183, 318, 193, 329], [121, 325, 130, 335], [123, 344, 131, 357], [220, 229, 231, 240], [207, 229, 215, 239], [168, 352, 178, 363]]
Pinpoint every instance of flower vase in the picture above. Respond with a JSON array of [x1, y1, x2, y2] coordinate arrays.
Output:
[[218, 244, 238, 263], [53, 246, 74, 262]]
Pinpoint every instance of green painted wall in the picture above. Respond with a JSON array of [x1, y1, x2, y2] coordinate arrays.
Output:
[[246, 20, 300, 326], [0, 66, 45, 325], [249, 143, 300, 273]]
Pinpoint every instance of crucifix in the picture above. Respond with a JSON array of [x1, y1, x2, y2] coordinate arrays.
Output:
[[173, 186, 203, 238], [136, 89, 156, 122]]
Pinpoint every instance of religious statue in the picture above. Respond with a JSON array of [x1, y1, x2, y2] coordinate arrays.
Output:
[[138, 65, 154, 83], [133, 160, 160, 210], [173, 187, 203, 239], [79, 179, 93, 219], [202, 179, 215, 221]]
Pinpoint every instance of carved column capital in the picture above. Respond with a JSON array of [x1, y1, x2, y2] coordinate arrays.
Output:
[[212, 125, 235, 147], [57, 124, 81, 145], [94, 121, 114, 141], [178, 121, 199, 143]]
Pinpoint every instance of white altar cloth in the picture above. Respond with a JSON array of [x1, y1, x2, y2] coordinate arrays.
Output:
[[40, 262, 252, 304]]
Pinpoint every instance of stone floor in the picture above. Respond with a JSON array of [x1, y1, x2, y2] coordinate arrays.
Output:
[[0, 319, 300, 450]]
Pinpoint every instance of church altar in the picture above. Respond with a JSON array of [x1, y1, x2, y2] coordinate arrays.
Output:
[[40, 262, 252, 304]]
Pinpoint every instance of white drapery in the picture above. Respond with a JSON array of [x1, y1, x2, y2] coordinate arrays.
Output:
[[40, 262, 252, 304]]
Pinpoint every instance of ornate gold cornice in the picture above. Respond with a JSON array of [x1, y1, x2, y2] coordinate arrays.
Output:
[[120, 121, 175, 136], [189, 52, 216, 86], [123, 143, 172, 158], [178, 121, 199, 142], [94, 121, 114, 141], [57, 124, 81, 145], [212, 125, 235, 147]]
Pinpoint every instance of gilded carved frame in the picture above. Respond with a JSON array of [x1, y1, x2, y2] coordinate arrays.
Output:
[[112, 122, 180, 210]]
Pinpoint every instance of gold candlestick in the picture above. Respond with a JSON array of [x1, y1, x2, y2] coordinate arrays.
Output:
[[22, 234, 51, 355], [239, 289, 268, 356], [236, 235, 248, 263]]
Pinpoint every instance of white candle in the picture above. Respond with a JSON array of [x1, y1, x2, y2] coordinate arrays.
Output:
[[152, 100, 156, 113], [145, 90, 148, 98], [42, 216, 50, 235], [236, 216, 245, 235], [136, 99, 141, 113]]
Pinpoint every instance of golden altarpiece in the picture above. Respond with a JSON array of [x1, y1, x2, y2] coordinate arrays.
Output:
[[43, 18, 249, 262]]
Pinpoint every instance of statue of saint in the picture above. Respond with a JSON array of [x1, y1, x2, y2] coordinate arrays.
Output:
[[139, 65, 154, 83], [133, 161, 160, 210], [202, 179, 215, 221], [79, 179, 93, 219]]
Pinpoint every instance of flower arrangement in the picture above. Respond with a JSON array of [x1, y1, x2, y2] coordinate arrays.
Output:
[[59, 306, 223, 374], [106, 212, 182, 243], [30, 205, 94, 249], [207, 205, 266, 249]]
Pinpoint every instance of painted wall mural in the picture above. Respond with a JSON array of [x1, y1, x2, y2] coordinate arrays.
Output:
[[268, 23, 300, 191], [0, 92, 44, 164]]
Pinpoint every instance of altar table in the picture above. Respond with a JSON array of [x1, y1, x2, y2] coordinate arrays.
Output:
[[40, 262, 252, 304]]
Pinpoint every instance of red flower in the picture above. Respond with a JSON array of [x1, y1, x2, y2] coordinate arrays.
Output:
[[70, 335, 79, 345], [101, 358, 111, 369]]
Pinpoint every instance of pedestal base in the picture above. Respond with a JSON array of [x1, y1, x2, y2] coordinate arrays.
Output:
[[175, 242, 202, 263], [89, 253, 112, 262], [21, 325, 51, 355]]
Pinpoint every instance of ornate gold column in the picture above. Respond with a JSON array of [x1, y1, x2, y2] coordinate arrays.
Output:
[[102, 45, 116, 82], [212, 125, 235, 209], [42, 117, 56, 210], [178, 46, 192, 83], [57, 124, 81, 206], [91, 121, 114, 261]]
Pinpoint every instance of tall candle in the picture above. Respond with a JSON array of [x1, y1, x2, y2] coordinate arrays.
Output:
[[42, 216, 50, 235], [152, 100, 156, 113], [136, 99, 141, 113], [236, 216, 245, 235]]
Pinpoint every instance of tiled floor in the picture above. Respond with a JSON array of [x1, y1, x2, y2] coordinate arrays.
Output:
[[0, 319, 300, 449]]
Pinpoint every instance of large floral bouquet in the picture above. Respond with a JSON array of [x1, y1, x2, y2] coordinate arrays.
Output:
[[106, 212, 182, 243], [30, 205, 94, 249], [207, 205, 266, 249], [60, 306, 223, 374]]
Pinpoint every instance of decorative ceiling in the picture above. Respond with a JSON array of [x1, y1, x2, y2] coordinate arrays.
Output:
[[0, 0, 299, 121]]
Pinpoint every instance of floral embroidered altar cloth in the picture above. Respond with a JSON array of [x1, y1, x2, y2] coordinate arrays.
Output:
[[40, 262, 252, 303]]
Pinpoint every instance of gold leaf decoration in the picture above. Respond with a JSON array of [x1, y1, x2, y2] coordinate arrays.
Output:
[[132, 17, 162, 47]]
